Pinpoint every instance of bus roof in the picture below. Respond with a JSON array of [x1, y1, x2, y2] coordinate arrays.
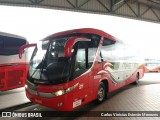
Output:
[[46, 28, 117, 41], [0, 32, 26, 40]]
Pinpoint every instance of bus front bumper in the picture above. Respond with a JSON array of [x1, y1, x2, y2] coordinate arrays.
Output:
[[25, 88, 74, 111]]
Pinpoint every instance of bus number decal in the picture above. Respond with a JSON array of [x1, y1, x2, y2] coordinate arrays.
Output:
[[73, 99, 82, 108]]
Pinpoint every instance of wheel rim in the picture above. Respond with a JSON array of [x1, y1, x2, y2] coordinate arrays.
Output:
[[98, 86, 105, 101]]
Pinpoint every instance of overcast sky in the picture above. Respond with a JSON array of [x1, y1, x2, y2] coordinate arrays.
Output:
[[0, 5, 160, 59]]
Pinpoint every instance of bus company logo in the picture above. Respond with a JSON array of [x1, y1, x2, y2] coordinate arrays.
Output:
[[2, 112, 11, 117], [94, 75, 101, 79]]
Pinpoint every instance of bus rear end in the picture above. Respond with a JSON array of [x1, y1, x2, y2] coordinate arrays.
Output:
[[0, 64, 28, 91], [0, 32, 28, 91]]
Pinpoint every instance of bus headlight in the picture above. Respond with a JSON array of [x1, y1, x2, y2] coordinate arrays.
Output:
[[25, 84, 28, 89], [55, 90, 65, 96], [53, 83, 79, 97]]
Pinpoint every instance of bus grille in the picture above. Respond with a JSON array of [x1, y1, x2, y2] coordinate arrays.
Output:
[[8, 70, 24, 87]]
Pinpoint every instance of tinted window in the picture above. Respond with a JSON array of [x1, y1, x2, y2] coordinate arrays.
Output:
[[101, 38, 124, 70], [0, 36, 26, 55], [71, 36, 100, 79]]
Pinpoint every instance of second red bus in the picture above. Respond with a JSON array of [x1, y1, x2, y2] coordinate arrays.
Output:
[[0, 32, 28, 91]]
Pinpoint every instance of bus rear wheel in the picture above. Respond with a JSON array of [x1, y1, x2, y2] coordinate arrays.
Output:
[[96, 82, 106, 103]]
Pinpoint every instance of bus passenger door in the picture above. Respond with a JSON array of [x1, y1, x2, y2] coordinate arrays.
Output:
[[71, 41, 91, 107], [72, 37, 100, 105]]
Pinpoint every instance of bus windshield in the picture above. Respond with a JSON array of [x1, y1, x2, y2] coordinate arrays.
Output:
[[28, 34, 100, 85]]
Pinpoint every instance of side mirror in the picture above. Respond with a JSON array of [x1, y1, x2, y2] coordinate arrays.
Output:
[[64, 37, 91, 57], [19, 43, 37, 59]]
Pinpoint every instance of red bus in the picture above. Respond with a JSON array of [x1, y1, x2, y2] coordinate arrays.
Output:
[[145, 63, 160, 72], [20, 28, 144, 111], [0, 32, 28, 91]]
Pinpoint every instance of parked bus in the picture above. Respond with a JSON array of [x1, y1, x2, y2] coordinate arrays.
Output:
[[0, 32, 28, 91], [19, 28, 144, 111], [145, 63, 160, 72]]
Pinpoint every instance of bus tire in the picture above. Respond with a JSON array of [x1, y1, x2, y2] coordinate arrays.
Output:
[[96, 82, 106, 104], [134, 72, 139, 84]]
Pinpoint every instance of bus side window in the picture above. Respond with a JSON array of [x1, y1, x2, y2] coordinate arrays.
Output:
[[74, 41, 88, 72], [101, 38, 116, 62], [75, 41, 98, 71], [70, 42, 88, 79], [88, 46, 97, 67], [75, 48, 86, 71], [72, 37, 100, 79]]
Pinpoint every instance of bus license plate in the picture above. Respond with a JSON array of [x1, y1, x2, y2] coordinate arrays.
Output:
[[73, 99, 82, 108]]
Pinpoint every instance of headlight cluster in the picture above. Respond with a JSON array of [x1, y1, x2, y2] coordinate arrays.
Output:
[[53, 83, 79, 97], [25, 84, 28, 89], [26, 81, 79, 98]]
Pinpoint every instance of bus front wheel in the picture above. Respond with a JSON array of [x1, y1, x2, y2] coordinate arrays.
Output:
[[96, 82, 106, 103]]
